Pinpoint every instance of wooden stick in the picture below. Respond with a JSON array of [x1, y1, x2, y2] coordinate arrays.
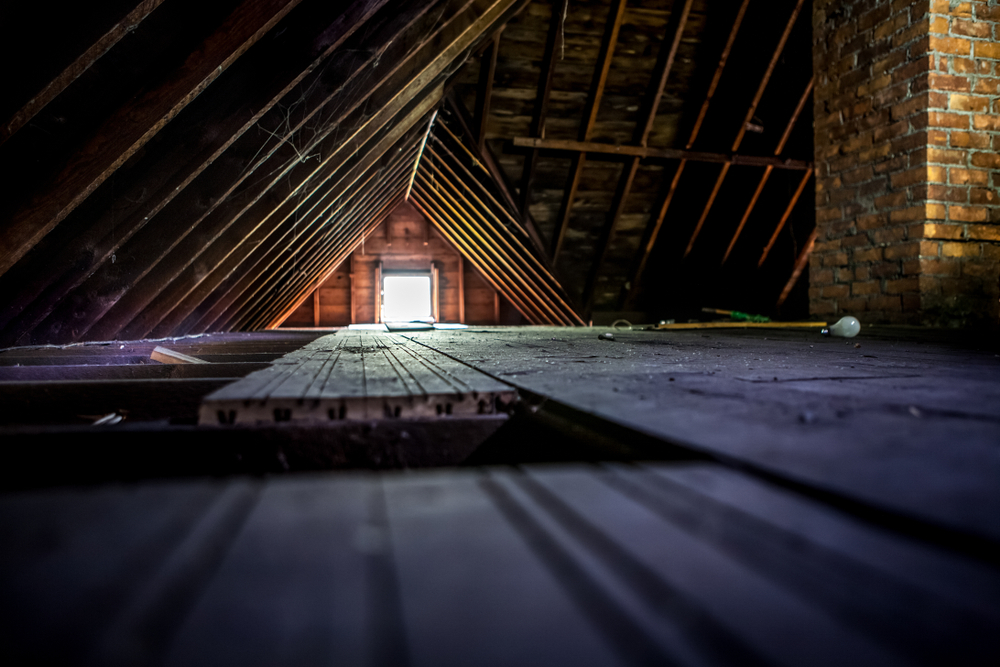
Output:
[[150, 346, 209, 364], [654, 321, 825, 330], [406, 110, 438, 201], [759, 167, 814, 267]]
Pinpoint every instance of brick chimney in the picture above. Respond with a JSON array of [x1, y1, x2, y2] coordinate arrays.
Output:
[[812, 0, 999, 326]]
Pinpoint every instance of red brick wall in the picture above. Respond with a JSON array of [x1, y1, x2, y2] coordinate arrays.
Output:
[[813, 0, 1000, 326]]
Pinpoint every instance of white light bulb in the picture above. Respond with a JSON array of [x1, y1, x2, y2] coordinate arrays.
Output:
[[822, 315, 861, 338]]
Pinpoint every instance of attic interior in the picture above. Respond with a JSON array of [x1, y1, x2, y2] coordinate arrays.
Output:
[[1, 0, 999, 665]]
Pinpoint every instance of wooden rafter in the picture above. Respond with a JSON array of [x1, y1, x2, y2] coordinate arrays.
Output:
[[580, 0, 694, 315], [759, 167, 814, 268], [0, 0, 308, 279], [550, 0, 628, 264], [0, 0, 399, 346], [776, 227, 817, 308], [683, 0, 806, 258], [721, 76, 814, 265], [473, 30, 502, 151], [623, 0, 750, 308], [519, 0, 568, 220], [1, 0, 168, 146]]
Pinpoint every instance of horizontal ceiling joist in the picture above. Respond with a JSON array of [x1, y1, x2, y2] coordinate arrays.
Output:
[[512, 137, 812, 171]]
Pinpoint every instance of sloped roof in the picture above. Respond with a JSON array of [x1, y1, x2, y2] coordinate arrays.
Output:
[[0, 0, 815, 345]]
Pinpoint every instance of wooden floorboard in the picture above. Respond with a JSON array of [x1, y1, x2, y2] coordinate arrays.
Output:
[[1, 465, 996, 665], [403, 327, 1000, 547], [199, 332, 516, 424]]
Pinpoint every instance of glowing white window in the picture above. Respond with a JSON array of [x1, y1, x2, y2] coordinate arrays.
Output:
[[382, 274, 432, 322]]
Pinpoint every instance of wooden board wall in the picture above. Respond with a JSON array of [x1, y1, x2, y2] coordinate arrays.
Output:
[[281, 201, 509, 327]]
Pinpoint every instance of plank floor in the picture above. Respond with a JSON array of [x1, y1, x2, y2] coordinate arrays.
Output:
[[199, 333, 516, 425], [1, 326, 998, 665]]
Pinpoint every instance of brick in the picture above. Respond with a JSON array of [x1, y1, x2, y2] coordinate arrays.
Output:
[[930, 15, 950, 33], [950, 131, 990, 148], [843, 165, 875, 185], [961, 259, 998, 279], [876, 191, 908, 209], [885, 242, 921, 259], [929, 91, 949, 108], [874, 51, 907, 75], [973, 78, 1000, 95], [927, 147, 967, 164], [853, 247, 884, 263], [922, 222, 965, 239], [873, 227, 906, 244], [852, 280, 881, 295], [841, 234, 872, 248], [839, 297, 870, 312], [949, 94, 989, 112], [927, 203, 948, 219], [928, 73, 970, 91], [973, 41, 1000, 59], [823, 251, 850, 267], [869, 295, 903, 311], [970, 188, 1000, 205], [920, 240, 942, 256], [891, 96, 927, 120], [920, 257, 962, 275], [821, 284, 850, 299], [970, 152, 1000, 169], [918, 275, 942, 293], [923, 185, 968, 203], [890, 206, 928, 222], [835, 267, 855, 282], [927, 129, 948, 145], [927, 111, 969, 128], [949, 167, 989, 185], [984, 243, 1000, 259], [929, 35, 971, 55], [886, 277, 921, 293], [928, 165, 948, 183], [812, 267, 835, 285], [811, 300, 837, 316], [857, 213, 888, 230], [973, 114, 1000, 130], [952, 19, 992, 38], [942, 241, 982, 257], [890, 167, 926, 188], [949, 205, 990, 222]]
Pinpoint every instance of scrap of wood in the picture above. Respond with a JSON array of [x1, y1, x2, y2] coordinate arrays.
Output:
[[151, 346, 209, 364], [654, 321, 826, 330]]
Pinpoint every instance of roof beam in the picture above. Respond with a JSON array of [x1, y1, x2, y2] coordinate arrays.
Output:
[[473, 29, 502, 151], [518, 0, 568, 220], [1, 0, 168, 146], [776, 227, 817, 308], [623, 0, 750, 307], [0, 0, 307, 279], [683, 0, 806, 258], [721, 76, 814, 265], [550, 0, 627, 264], [758, 167, 814, 268], [0, 0, 393, 347], [512, 138, 811, 169], [580, 0, 694, 315]]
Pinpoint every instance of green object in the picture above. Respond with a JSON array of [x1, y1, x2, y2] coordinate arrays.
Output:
[[729, 310, 770, 323]]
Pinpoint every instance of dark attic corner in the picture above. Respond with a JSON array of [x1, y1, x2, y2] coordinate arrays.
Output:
[[1, 0, 999, 664]]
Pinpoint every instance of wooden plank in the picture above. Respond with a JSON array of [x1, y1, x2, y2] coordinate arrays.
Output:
[[515, 466, 912, 666], [383, 470, 630, 666], [1, 0, 167, 146], [151, 346, 209, 365], [0, 480, 231, 663], [198, 332, 515, 424], [0, 0, 307, 279], [0, 362, 267, 382], [162, 476, 373, 666]]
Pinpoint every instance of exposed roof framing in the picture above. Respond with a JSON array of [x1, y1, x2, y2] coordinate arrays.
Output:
[[1, 0, 539, 345], [1, 0, 819, 345]]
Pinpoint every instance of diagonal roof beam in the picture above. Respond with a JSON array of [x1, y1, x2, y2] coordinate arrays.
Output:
[[1, 0, 168, 146], [682, 0, 806, 258], [721, 76, 813, 265], [0, 0, 393, 346], [0, 0, 307, 279], [580, 0, 694, 315], [550, 0, 628, 264], [776, 227, 817, 308], [622, 0, 749, 308], [519, 0, 569, 221], [473, 29, 502, 151]]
